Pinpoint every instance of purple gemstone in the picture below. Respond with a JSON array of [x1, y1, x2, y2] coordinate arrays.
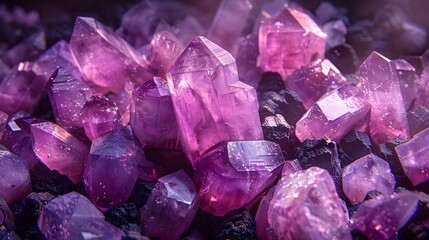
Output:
[[84, 126, 146, 209], [32, 40, 81, 80], [207, 0, 253, 52], [2, 30, 46, 67], [105, 81, 133, 126], [146, 31, 184, 78], [285, 59, 346, 109], [130, 77, 180, 149], [69, 16, 151, 94], [295, 85, 371, 142], [167, 36, 263, 165], [48, 68, 92, 131], [342, 153, 395, 205], [255, 187, 275, 240], [0, 196, 14, 237], [266, 167, 351, 239], [193, 140, 284, 216], [351, 191, 419, 240], [141, 170, 199, 240], [30, 122, 89, 183], [322, 20, 347, 49], [392, 59, 419, 110], [281, 159, 302, 176], [0, 111, 7, 139], [0, 150, 31, 204], [395, 127, 429, 186], [358, 51, 409, 143], [258, 7, 326, 79], [0, 112, 39, 168], [38, 192, 124, 239], [0, 62, 49, 114], [81, 96, 122, 141]]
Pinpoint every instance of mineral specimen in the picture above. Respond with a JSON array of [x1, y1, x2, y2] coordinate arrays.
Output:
[[0, 150, 31, 204], [258, 7, 326, 79], [167, 36, 263, 165], [30, 121, 89, 183], [141, 170, 199, 240], [84, 126, 146, 209], [38, 192, 125, 240], [342, 153, 395, 205], [193, 140, 284, 216], [295, 85, 370, 142], [358, 51, 409, 143], [395, 127, 429, 186]]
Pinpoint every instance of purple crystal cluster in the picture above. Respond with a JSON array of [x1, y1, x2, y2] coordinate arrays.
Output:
[[0, 0, 428, 239]]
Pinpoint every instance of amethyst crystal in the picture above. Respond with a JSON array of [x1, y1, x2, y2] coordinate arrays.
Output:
[[141, 170, 199, 240], [81, 96, 122, 141], [130, 77, 180, 149], [395, 127, 429, 186], [0, 150, 31, 204], [295, 85, 370, 142], [258, 7, 326, 79], [167, 36, 263, 165], [265, 167, 351, 239], [193, 140, 284, 216], [30, 121, 89, 183], [84, 126, 146, 209], [38, 192, 125, 239], [48, 68, 92, 131], [342, 153, 395, 205], [69, 16, 151, 94], [358, 51, 409, 143], [0, 196, 14, 238]]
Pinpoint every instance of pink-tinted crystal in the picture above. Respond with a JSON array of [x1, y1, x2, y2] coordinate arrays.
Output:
[[167, 36, 263, 164], [38, 192, 124, 240], [358, 51, 409, 143], [207, 0, 253, 52], [131, 77, 180, 149], [32, 40, 81, 80], [81, 96, 122, 141], [351, 191, 419, 240], [295, 85, 371, 142], [84, 126, 146, 209], [147, 31, 184, 78], [0, 150, 31, 204], [255, 187, 275, 240], [141, 170, 199, 240], [48, 68, 92, 131], [193, 140, 284, 216], [105, 81, 133, 126], [30, 122, 89, 183], [395, 127, 429, 186], [0, 62, 49, 114], [0, 112, 39, 168], [266, 167, 351, 240], [342, 153, 395, 205], [258, 7, 326, 79], [285, 59, 346, 109], [392, 59, 419, 110], [281, 159, 302, 176], [69, 16, 151, 94]]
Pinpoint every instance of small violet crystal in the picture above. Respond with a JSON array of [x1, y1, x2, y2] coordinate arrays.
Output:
[[0, 150, 31, 204]]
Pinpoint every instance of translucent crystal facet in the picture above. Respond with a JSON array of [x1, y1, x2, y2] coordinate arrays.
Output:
[[392, 59, 419, 110], [193, 140, 284, 216], [48, 68, 92, 131], [258, 7, 326, 79], [38, 192, 124, 240], [358, 51, 409, 143], [167, 36, 263, 165], [395, 127, 429, 186], [30, 122, 89, 183], [0, 151, 31, 204], [130, 77, 180, 149], [266, 167, 351, 240], [84, 126, 146, 209], [81, 96, 122, 141], [141, 170, 199, 240], [351, 191, 419, 240], [342, 153, 395, 205], [69, 16, 151, 94], [285, 59, 346, 109], [295, 85, 370, 142]]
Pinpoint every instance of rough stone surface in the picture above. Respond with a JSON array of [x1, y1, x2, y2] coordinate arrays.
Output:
[[167, 36, 263, 165], [193, 140, 284, 216]]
